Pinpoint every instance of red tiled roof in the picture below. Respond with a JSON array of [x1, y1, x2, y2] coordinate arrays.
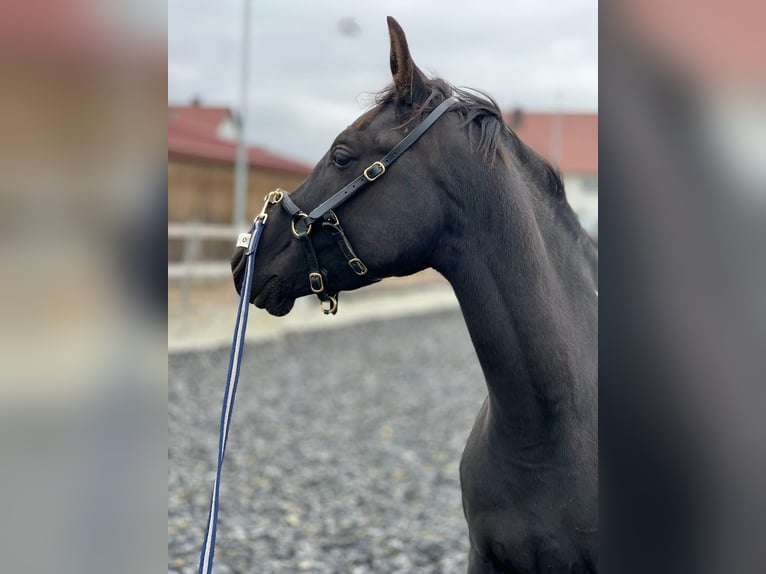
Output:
[[167, 121, 313, 174], [504, 112, 598, 175], [168, 105, 233, 136]]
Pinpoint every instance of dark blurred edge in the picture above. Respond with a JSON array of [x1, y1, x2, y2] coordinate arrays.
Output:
[[599, 6, 766, 574]]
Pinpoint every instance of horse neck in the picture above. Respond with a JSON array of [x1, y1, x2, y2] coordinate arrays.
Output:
[[431, 157, 598, 449]]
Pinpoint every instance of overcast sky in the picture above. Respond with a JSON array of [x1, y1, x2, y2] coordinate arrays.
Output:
[[168, 0, 597, 164]]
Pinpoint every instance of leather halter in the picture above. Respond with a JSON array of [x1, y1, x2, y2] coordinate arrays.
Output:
[[271, 95, 459, 314]]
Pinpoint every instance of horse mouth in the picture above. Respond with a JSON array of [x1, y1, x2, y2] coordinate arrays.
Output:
[[252, 276, 295, 317]]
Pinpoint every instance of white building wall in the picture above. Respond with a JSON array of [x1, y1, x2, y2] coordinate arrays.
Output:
[[563, 174, 598, 238], [216, 117, 239, 142]]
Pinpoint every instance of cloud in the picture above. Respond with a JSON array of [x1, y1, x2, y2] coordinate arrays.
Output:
[[169, 0, 597, 163]]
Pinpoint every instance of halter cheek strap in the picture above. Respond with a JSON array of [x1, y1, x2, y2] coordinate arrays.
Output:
[[278, 95, 459, 314], [306, 95, 459, 223]]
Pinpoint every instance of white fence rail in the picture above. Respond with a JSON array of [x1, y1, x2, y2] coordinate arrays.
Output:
[[168, 224, 239, 276], [169, 224, 242, 307], [168, 262, 232, 281], [167, 223, 240, 241]]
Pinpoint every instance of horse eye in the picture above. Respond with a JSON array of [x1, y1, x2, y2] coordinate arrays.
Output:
[[332, 150, 353, 168]]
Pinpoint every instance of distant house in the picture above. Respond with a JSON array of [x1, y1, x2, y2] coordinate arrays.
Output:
[[167, 102, 312, 226], [168, 102, 240, 142], [168, 102, 313, 262], [504, 111, 598, 237]]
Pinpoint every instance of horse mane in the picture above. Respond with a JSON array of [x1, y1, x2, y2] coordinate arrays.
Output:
[[375, 76, 594, 248]]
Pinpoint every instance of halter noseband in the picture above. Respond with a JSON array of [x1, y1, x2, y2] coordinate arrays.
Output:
[[265, 95, 459, 315]]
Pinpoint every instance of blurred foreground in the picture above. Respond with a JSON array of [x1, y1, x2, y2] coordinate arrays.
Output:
[[601, 2, 766, 573], [0, 1, 166, 572]]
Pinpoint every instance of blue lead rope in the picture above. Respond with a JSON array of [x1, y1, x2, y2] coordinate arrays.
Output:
[[197, 219, 263, 574]]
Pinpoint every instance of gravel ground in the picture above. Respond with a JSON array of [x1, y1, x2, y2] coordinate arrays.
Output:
[[169, 310, 486, 574]]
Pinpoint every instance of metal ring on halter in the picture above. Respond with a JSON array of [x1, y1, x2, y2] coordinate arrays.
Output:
[[256, 189, 285, 224], [320, 295, 338, 315], [266, 189, 284, 204], [290, 213, 312, 238]]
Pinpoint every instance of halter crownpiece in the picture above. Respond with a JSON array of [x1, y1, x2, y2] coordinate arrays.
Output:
[[250, 95, 459, 314]]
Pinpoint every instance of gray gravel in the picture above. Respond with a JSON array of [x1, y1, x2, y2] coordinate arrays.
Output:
[[169, 310, 486, 573]]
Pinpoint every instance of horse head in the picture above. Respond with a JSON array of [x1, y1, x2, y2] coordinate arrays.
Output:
[[232, 17, 469, 316]]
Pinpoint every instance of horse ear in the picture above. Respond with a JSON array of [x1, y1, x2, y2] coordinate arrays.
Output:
[[386, 16, 428, 105]]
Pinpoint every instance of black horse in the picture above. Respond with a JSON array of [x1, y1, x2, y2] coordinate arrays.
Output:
[[232, 17, 598, 573]]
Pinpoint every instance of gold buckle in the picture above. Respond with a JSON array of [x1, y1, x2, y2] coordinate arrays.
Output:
[[320, 295, 338, 315], [348, 257, 368, 276], [291, 213, 312, 237], [363, 161, 386, 182], [308, 272, 324, 293]]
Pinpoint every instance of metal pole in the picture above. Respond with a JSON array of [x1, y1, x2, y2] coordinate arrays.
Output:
[[233, 0, 251, 227]]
